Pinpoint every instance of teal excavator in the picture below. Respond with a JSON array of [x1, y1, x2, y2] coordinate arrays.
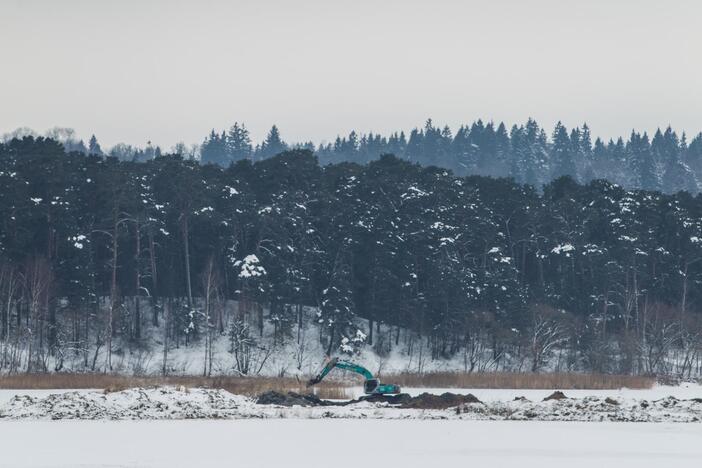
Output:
[[307, 357, 401, 396]]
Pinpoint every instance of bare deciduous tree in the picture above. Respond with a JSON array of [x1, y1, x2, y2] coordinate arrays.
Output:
[[22, 256, 52, 372], [528, 306, 569, 372], [201, 256, 221, 377], [640, 304, 680, 375]]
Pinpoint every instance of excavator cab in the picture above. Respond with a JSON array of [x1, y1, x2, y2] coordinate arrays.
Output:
[[363, 378, 401, 395], [363, 378, 380, 394]]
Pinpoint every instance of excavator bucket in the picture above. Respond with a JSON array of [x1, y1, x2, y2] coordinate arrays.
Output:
[[307, 357, 338, 387]]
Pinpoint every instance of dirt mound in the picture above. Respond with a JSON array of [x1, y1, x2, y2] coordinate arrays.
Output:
[[255, 391, 336, 407], [361, 393, 413, 405], [400, 392, 482, 409], [604, 397, 619, 405], [543, 391, 568, 401], [255, 391, 482, 409]]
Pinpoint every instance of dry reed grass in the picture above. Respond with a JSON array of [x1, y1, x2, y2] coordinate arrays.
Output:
[[384, 372, 655, 390], [0, 371, 654, 396], [0, 374, 351, 398]]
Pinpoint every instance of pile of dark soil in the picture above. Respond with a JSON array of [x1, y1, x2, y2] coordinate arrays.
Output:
[[360, 393, 413, 405], [399, 392, 482, 409], [543, 391, 568, 401], [255, 390, 483, 409], [256, 391, 415, 407], [256, 391, 342, 407]]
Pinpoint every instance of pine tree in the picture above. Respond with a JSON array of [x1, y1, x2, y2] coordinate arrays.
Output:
[[494, 122, 511, 178], [509, 125, 524, 182], [320, 249, 358, 355], [476, 121, 497, 176], [226, 123, 252, 163], [405, 128, 423, 163], [258, 125, 287, 159], [451, 125, 471, 174], [551, 122, 577, 181], [628, 131, 657, 190], [201, 130, 229, 166], [88, 135, 103, 156], [579, 124, 594, 181], [524, 119, 548, 187], [652, 127, 697, 193], [684, 133, 702, 178], [570, 127, 583, 179]]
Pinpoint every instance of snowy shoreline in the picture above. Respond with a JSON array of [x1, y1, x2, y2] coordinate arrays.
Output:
[[0, 386, 701, 423]]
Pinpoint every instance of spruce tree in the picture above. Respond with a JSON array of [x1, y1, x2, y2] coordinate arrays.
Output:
[[258, 125, 287, 159], [88, 135, 103, 156], [551, 122, 577, 181], [226, 123, 253, 163], [628, 131, 657, 190]]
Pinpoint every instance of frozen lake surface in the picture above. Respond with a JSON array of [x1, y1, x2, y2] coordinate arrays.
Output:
[[1, 419, 700, 468]]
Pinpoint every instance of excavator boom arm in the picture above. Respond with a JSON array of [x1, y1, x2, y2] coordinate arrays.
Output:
[[334, 360, 374, 380]]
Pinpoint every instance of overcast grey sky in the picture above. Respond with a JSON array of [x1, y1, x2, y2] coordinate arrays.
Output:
[[1, 0, 700, 149]]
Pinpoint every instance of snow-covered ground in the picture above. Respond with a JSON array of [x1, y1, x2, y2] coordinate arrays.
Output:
[[348, 382, 702, 401], [0, 419, 700, 468], [2, 382, 699, 407], [1, 385, 700, 467], [0, 389, 79, 406], [1, 384, 701, 422]]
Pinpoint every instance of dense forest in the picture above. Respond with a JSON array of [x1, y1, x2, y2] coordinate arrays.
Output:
[[7, 119, 702, 194], [200, 119, 702, 194], [1, 136, 702, 377]]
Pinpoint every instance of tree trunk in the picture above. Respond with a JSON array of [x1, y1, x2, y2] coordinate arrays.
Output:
[[162, 300, 169, 376], [368, 318, 374, 346], [203, 290, 209, 377], [47, 297, 56, 356], [326, 325, 335, 356], [134, 218, 141, 341], [181, 216, 193, 309], [297, 304, 302, 344], [148, 228, 159, 327], [107, 216, 119, 371]]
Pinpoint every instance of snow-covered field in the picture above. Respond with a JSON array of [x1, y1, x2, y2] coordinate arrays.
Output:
[[2, 382, 699, 408], [1, 385, 700, 467], [347, 382, 702, 401], [0, 419, 700, 468], [0, 384, 701, 422]]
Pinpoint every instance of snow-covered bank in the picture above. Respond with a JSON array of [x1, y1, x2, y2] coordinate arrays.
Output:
[[348, 382, 702, 402], [1, 386, 701, 422], [1, 419, 701, 468]]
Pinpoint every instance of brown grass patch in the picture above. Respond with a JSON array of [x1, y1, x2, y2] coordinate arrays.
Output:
[[0, 371, 654, 395], [0, 374, 351, 398], [384, 372, 655, 390]]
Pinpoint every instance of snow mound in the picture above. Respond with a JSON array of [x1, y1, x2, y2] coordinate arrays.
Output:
[[0, 387, 256, 420], [457, 395, 702, 422]]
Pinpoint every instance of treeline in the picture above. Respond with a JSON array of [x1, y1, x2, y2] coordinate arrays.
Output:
[[199, 119, 702, 195], [1, 137, 702, 376], [8, 119, 701, 195]]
